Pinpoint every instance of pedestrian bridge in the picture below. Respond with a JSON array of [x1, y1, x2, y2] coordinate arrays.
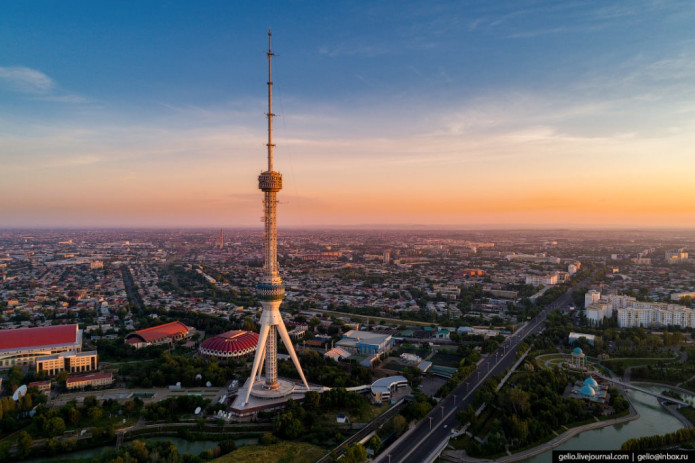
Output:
[[596, 375, 690, 407]]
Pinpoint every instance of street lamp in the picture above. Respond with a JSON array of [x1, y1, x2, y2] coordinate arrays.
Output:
[[388, 455, 391, 463], [453, 394, 457, 405], [441, 406, 444, 418], [429, 416, 433, 430]]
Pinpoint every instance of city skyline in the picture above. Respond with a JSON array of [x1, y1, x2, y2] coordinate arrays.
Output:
[[2, 1, 695, 229]]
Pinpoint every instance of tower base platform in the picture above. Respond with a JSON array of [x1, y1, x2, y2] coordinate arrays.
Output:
[[228, 376, 325, 418]]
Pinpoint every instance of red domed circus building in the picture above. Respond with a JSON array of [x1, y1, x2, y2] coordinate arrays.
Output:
[[199, 330, 259, 360]]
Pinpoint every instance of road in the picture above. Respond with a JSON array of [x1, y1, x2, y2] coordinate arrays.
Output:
[[375, 287, 579, 463]]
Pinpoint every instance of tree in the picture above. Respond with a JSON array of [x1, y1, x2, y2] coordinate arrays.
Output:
[[273, 411, 304, 439], [83, 395, 98, 408], [17, 431, 33, 458], [8, 366, 23, 386], [502, 388, 530, 416], [392, 414, 408, 436], [367, 435, 382, 452], [303, 391, 321, 411], [56, 370, 69, 384], [218, 439, 236, 454], [124, 440, 148, 463], [456, 405, 477, 427], [45, 416, 66, 437], [87, 406, 103, 421], [259, 433, 277, 445], [343, 443, 367, 463]]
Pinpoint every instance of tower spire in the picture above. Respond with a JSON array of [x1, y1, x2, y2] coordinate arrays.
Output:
[[266, 29, 274, 172]]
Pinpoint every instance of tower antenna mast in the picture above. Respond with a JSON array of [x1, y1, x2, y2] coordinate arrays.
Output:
[[266, 29, 274, 172]]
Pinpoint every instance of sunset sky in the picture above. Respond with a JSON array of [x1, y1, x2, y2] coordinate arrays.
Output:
[[2, 1, 694, 229]]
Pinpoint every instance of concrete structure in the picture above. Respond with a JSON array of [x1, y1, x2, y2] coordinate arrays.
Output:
[[336, 330, 394, 356], [586, 303, 613, 325], [585, 290, 695, 328], [585, 289, 601, 308], [66, 372, 113, 390], [569, 377, 608, 404], [0, 324, 82, 369], [617, 303, 695, 328], [240, 32, 309, 407], [36, 351, 98, 375], [124, 321, 192, 349], [324, 347, 352, 361], [569, 347, 585, 369], [28, 380, 51, 394], [199, 330, 258, 360], [371, 376, 408, 403], [666, 250, 688, 264], [525, 273, 559, 286]]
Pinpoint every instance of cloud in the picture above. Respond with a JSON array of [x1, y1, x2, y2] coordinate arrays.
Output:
[[0, 66, 54, 94], [0, 65, 90, 104], [34, 94, 91, 104], [318, 42, 390, 58]]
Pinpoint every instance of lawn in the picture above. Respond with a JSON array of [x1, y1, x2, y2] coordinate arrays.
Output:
[[602, 358, 677, 369], [382, 360, 406, 372], [213, 441, 326, 463], [430, 351, 463, 368], [315, 401, 387, 426]]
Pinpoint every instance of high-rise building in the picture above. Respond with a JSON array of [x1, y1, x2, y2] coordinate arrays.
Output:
[[241, 31, 309, 407]]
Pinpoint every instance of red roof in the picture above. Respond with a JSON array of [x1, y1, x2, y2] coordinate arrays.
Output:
[[66, 372, 112, 384], [0, 324, 79, 351], [29, 380, 51, 387], [127, 321, 190, 343], [200, 330, 258, 354]]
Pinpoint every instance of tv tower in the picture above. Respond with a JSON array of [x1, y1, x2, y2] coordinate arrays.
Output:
[[242, 31, 309, 406]]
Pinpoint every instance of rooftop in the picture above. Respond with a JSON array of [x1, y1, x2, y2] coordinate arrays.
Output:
[[128, 321, 190, 343], [0, 324, 80, 352]]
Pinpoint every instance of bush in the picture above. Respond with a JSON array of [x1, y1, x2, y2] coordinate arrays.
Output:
[[260, 433, 278, 445], [218, 439, 236, 454]]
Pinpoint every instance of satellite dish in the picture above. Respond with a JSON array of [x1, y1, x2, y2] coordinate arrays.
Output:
[[12, 385, 27, 402], [194, 407, 202, 415], [206, 381, 212, 387]]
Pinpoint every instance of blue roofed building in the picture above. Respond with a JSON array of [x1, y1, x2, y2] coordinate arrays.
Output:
[[336, 330, 394, 357]]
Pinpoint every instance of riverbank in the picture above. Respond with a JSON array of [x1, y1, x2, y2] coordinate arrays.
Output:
[[442, 405, 640, 463]]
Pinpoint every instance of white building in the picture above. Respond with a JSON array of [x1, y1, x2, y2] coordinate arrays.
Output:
[[616, 303, 695, 328], [666, 251, 688, 264], [586, 290, 695, 328], [526, 273, 559, 286], [585, 290, 601, 308]]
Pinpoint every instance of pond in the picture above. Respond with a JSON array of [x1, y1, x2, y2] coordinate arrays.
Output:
[[25, 436, 258, 462], [524, 386, 690, 461]]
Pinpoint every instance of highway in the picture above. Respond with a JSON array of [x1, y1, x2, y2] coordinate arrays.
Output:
[[375, 287, 578, 463]]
